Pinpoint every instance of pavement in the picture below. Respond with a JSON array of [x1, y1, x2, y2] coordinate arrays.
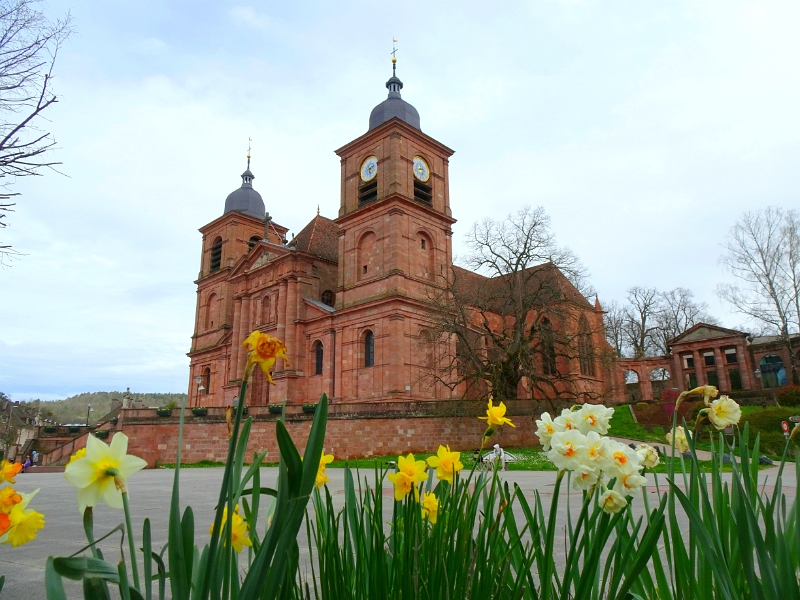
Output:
[[1, 465, 796, 599]]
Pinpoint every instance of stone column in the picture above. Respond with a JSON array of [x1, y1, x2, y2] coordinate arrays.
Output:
[[236, 295, 251, 379], [388, 314, 405, 395], [713, 347, 726, 391], [738, 343, 753, 389], [286, 277, 298, 374], [640, 374, 654, 401], [692, 350, 704, 386], [230, 298, 242, 381], [276, 280, 288, 371], [672, 353, 684, 391]]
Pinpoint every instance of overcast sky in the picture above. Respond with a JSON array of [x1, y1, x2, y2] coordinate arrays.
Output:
[[1, 1, 798, 400]]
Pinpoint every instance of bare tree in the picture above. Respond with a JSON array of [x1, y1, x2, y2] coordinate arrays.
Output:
[[622, 286, 660, 358], [717, 207, 800, 384], [603, 299, 626, 358], [424, 205, 605, 404], [0, 0, 71, 265], [652, 287, 718, 355]]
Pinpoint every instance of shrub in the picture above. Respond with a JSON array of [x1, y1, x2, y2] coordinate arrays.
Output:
[[741, 406, 798, 455], [777, 385, 800, 406]]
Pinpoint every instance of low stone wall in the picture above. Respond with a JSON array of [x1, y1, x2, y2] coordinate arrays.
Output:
[[119, 399, 555, 467]]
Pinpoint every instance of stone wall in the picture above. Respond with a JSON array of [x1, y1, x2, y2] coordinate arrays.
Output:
[[118, 399, 558, 467]]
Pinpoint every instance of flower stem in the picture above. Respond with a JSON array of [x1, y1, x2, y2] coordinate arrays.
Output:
[[122, 491, 140, 590]]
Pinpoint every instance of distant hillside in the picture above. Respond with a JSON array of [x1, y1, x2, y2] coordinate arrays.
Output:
[[23, 392, 188, 425]]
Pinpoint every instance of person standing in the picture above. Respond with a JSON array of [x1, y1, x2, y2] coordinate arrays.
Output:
[[493, 444, 507, 471], [32, 450, 38, 466]]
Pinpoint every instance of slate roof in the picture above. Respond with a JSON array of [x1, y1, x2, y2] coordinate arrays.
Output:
[[290, 215, 339, 263]]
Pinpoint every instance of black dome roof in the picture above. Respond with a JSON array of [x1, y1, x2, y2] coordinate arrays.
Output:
[[224, 168, 265, 220], [368, 66, 421, 131]]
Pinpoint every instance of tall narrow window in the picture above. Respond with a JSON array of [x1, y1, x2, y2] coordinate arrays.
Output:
[[321, 290, 335, 307], [202, 367, 211, 395], [364, 330, 375, 367], [540, 318, 556, 376], [210, 236, 223, 272], [578, 318, 594, 376], [205, 293, 217, 330], [314, 341, 323, 375], [261, 295, 271, 324]]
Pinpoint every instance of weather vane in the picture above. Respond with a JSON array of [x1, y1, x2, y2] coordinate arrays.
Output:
[[247, 137, 252, 169], [391, 38, 398, 60]]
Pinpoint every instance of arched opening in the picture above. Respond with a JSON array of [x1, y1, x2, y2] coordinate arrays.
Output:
[[364, 330, 375, 368], [321, 290, 335, 307], [416, 232, 435, 281], [540, 318, 556, 375], [623, 369, 641, 402], [760, 354, 787, 388], [650, 367, 670, 381], [248, 236, 261, 251], [578, 317, 594, 376], [314, 341, 323, 375], [202, 367, 211, 395], [261, 295, 272, 324], [357, 231, 378, 281], [624, 370, 640, 383], [204, 293, 217, 330], [209, 237, 223, 272]]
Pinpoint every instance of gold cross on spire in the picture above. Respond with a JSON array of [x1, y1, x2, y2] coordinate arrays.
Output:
[[247, 137, 252, 169], [391, 38, 398, 63]]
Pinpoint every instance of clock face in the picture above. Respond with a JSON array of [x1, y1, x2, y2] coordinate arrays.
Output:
[[413, 156, 430, 182], [360, 156, 378, 182]]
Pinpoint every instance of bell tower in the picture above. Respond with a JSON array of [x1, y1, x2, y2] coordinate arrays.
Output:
[[333, 57, 456, 309]]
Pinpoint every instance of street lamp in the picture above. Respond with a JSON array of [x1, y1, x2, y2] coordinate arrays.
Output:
[[195, 375, 204, 407]]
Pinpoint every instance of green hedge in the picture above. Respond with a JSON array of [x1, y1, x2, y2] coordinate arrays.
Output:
[[742, 407, 798, 455], [777, 385, 800, 406]]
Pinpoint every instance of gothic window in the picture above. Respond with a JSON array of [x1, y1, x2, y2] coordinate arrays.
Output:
[[314, 341, 323, 375], [578, 318, 594, 377], [202, 367, 211, 395], [364, 330, 375, 368], [205, 293, 217, 330], [540, 318, 556, 376], [210, 236, 223, 272], [261, 296, 272, 324], [248, 236, 261, 251], [321, 290, 335, 307]]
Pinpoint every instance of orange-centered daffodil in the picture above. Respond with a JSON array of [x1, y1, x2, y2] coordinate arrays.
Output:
[[242, 331, 288, 384], [0, 460, 23, 484]]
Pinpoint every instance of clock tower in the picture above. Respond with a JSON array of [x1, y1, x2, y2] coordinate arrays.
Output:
[[334, 58, 456, 309]]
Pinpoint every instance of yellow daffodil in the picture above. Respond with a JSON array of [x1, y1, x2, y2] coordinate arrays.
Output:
[[426, 445, 463, 483], [316, 452, 334, 488], [479, 398, 515, 429], [0, 486, 22, 514], [707, 395, 741, 430], [0, 460, 22, 484], [209, 505, 252, 553], [3, 504, 45, 547], [0, 489, 43, 547], [242, 331, 288, 384], [666, 426, 691, 454], [67, 447, 86, 466], [64, 433, 147, 514], [421, 492, 439, 524], [387, 471, 414, 501], [396, 453, 428, 499]]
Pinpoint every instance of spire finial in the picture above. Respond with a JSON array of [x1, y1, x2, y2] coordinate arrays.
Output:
[[247, 137, 252, 170], [317, 204, 320, 216], [391, 38, 398, 76]]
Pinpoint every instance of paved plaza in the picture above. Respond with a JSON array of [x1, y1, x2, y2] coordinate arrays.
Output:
[[1, 465, 796, 598]]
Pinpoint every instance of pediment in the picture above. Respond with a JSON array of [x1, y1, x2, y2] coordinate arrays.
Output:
[[230, 242, 289, 277], [669, 323, 747, 345]]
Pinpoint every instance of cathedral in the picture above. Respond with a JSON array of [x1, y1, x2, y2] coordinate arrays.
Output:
[[187, 60, 614, 408]]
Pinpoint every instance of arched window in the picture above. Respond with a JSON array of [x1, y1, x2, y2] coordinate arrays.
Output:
[[321, 290, 335, 307], [540, 318, 556, 376], [760, 354, 787, 388], [357, 231, 377, 281], [248, 236, 261, 251], [578, 318, 594, 376], [204, 293, 217, 330], [261, 295, 272, 324], [314, 341, 323, 375], [364, 330, 375, 368], [202, 367, 211, 395], [209, 237, 223, 272], [416, 232, 435, 281]]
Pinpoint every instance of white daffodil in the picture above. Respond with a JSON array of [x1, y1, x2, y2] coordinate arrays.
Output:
[[571, 464, 599, 491], [548, 430, 587, 472], [64, 433, 147, 514], [707, 395, 741, 430], [605, 441, 642, 479], [535, 412, 560, 451], [554, 408, 579, 432], [599, 488, 628, 514], [635, 444, 660, 469], [581, 431, 611, 472], [614, 471, 648, 496], [666, 426, 691, 454], [576, 403, 615, 436]]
